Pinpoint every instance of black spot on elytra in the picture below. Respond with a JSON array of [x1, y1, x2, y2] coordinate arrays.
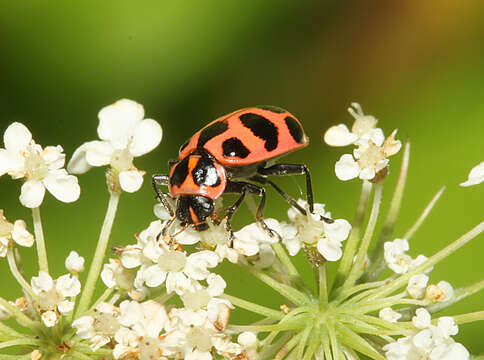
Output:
[[197, 120, 229, 148], [239, 113, 278, 151], [285, 116, 305, 144], [222, 137, 250, 158], [192, 156, 221, 187], [179, 139, 190, 154], [170, 157, 189, 187], [256, 105, 286, 114]]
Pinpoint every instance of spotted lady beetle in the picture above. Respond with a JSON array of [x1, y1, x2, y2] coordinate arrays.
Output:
[[152, 105, 329, 240]]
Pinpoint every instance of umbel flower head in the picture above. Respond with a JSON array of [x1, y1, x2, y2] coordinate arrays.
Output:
[[0, 100, 483, 360]]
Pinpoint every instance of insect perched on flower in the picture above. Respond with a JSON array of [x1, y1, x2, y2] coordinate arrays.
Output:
[[153, 106, 331, 239]]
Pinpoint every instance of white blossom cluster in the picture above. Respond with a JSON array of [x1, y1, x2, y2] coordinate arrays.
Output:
[[383, 308, 469, 360], [324, 103, 402, 182], [0, 100, 483, 359]]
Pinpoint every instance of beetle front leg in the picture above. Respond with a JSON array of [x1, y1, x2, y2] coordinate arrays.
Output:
[[152, 174, 174, 218], [225, 180, 278, 239]]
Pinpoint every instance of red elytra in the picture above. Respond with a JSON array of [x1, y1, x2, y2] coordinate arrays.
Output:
[[178, 106, 309, 168], [153, 105, 319, 236]]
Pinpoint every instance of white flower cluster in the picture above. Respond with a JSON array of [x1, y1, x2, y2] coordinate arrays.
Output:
[[68, 99, 162, 193], [31, 269, 82, 327], [324, 103, 401, 182], [73, 299, 257, 360], [234, 199, 351, 263], [0, 210, 34, 257], [384, 238, 455, 303], [0, 122, 80, 207], [383, 308, 469, 360]]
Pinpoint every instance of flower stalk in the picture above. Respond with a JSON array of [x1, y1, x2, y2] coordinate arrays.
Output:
[[32, 206, 48, 273]]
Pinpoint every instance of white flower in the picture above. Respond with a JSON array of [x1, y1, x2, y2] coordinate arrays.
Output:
[[460, 161, 484, 187], [324, 103, 384, 147], [31, 271, 54, 294], [65, 250, 85, 273], [0, 211, 34, 257], [426, 281, 454, 302], [73, 302, 120, 351], [379, 307, 402, 323], [407, 274, 429, 299], [41, 310, 58, 327], [101, 259, 136, 290], [234, 218, 282, 257], [412, 308, 431, 329], [0, 122, 80, 207], [325, 103, 401, 182], [56, 274, 81, 297], [286, 199, 351, 261], [68, 99, 162, 193], [385, 308, 469, 360], [384, 238, 430, 275]]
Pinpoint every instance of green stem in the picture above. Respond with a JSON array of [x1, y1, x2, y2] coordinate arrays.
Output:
[[76, 191, 120, 317], [6, 251, 35, 299], [0, 338, 41, 349], [302, 329, 321, 360], [328, 321, 343, 360], [89, 287, 114, 312], [274, 332, 304, 360], [320, 326, 333, 360], [229, 316, 310, 332], [296, 326, 312, 359], [364, 141, 410, 282], [335, 323, 386, 360], [272, 243, 299, 278], [0, 322, 22, 338], [333, 181, 372, 291], [245, 266, 309, 306], [368, 219, 484, 301], [223, 294, 285, 320], [319, 263, 328, 303], [344, 183, 383, 288], [333, 280, 387, 304], [403, 186, 445, 240], [452, 311, 484, 325], [32, 207, 48, 273]]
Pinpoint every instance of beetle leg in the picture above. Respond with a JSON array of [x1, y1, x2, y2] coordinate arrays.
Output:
[[152, 174, 175, 218], [225, 181, 277, 239], [256, 164, 333, 224], [223, 188, 247, 245]]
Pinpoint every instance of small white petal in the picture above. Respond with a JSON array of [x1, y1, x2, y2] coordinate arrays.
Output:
[[41, 310, 58, 327], [379, 307, 402, 323], [129, 119, 162, 157], [324, 124, 358, 146], [65, 251, 85, 273], [335, 154, 359, 181], [43, 169, 80, 203], [0, 149, 15, 176], [317, 238, 342, 261], [324, 219, 351, 243], [4, 122, 32, 153], [412, 308, 431, 329], [58, 300, 75, 314], [31, 271, 54, 294], [142, 265, 166, 288], [437, 316, 458, 337], [97, 99, 144, 149], [460, 161, 484, 187], [20, 180, 46, 208], [367, 128, 385, 146], [42, 145, 65, 170], [11, 220, 34, 247], [67, 143, 93, 174], [359, 167, 376, 180], [56, 274, 81, 297], [238, 332, 258, 348], [119, 170, 144, 193], [72, 316, 95, 339], [119, 246, 142, 269], [84, 140, 114, 167]]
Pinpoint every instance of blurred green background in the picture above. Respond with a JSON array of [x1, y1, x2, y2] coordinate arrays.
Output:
[[1, 0, 484, 354]]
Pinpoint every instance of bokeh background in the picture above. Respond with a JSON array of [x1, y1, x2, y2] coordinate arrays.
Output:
[[1, 0, 484, 355]]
